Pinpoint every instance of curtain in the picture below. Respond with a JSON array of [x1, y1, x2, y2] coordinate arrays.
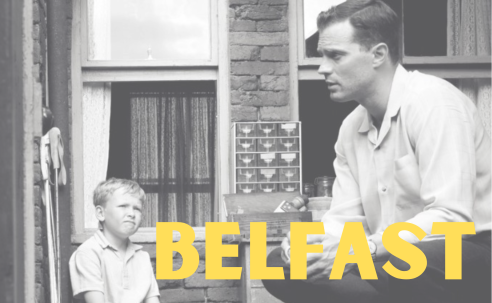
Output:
[[447, 0, 491, 136], [83, 83, 112, 229], [130, 84, 216, 227]]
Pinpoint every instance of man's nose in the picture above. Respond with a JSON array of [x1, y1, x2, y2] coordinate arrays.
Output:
[[127, 208, 136, 218], [318, 58, 333, 75]]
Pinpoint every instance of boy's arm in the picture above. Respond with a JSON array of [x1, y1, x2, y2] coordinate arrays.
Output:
[[144, 297, 161, 303], [69, 251, 105, 300]]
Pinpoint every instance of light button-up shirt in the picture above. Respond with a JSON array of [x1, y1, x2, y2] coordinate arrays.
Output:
[[69, 230, 160, 303], [321, 65, 491, 244]]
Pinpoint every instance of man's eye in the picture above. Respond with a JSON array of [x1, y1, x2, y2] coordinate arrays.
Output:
[[331, 54, 342, 61], [134, 208, 142, 212]]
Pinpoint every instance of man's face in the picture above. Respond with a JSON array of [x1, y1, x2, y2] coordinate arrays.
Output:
[[317, 20, 375, 103], [100, 188, 143, 240]]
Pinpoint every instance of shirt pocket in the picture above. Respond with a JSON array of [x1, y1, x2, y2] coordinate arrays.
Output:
[[394, 154, 422, 211]]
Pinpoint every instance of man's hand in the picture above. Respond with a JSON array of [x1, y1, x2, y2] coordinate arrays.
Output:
[[305, 237, 350, 284]]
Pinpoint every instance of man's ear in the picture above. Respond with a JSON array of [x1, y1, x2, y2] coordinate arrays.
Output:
[[95, 205, 105, 223], [371, 43, 389, 68]]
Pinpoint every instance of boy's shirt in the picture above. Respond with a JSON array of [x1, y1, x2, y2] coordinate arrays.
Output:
[[69, 230, 160, 303]]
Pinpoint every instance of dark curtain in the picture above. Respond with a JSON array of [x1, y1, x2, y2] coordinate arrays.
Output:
[[129, 82, 216, 227]]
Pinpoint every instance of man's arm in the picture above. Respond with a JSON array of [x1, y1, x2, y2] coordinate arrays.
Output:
[[144, 297, 161, 303], [320, 123, 368, 239], [399, 100, 480, 244], [82, 291, 105, 303]]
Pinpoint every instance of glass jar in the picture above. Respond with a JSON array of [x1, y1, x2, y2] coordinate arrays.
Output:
[[315, 176, 335, 197]]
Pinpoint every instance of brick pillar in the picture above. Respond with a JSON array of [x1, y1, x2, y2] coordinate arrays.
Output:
[[33, 0, 49, 302], [229, 0, 290, 122]]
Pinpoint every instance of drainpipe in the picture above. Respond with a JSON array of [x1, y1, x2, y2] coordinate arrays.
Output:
[[47, 0, 72, 302]]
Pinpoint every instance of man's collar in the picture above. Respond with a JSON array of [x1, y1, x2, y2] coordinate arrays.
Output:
[[358, 64, 408, 134]]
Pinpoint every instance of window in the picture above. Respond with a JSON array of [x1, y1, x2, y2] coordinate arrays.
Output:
[[83, 0, 217, 66], [107, 82, 217, 228], [71, 0, 229, 243]]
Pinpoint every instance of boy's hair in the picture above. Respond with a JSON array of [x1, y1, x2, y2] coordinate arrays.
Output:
[[317, 0, 401, 64], [93, 178, 146, 207]]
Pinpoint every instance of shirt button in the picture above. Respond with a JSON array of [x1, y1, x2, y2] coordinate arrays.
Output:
[[381, 186, 387, 193]]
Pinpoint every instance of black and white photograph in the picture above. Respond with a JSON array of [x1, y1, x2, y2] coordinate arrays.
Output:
[[1, 0, 491, 302]]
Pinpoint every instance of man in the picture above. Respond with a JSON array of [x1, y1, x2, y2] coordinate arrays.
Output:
[[262, 1, 491, 302]]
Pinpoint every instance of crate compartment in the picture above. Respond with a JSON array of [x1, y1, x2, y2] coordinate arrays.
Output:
[[236, 123, 257, 137], [257, 123, 277, 137], [277, 137, 299, 152], [278, 123, 299, 136], [257, 168, 278, 182], [279, 182, 300, 192], [257, 153, 278, 167], [258, 183, 278, 193], [236, 153, 257, 167], [257, 138, 277, 152], [237, 168, 257, 182], [236, 184, 257, 194], [279, 168, 300, 182], [236, 138, 256, 152], [278, 153, 299, 166]]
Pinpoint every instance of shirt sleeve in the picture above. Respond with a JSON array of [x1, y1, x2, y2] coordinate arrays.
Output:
[[69, 250, 104, 298], [145, 254, 160, 300], [401, 96, 479, 243], [321, 123, 370, 240]]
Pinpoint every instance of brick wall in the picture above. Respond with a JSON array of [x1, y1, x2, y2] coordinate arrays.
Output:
[[157, 243, 241, 302], [230, 0, 291, 122], [33, 0, 48, 302]]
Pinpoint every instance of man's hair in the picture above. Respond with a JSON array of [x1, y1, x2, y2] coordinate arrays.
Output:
[[93, 178, 146, 207], [317, 0, 401, 64]]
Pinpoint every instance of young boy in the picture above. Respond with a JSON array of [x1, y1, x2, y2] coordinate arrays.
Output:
[[69, 178, 160, 303]]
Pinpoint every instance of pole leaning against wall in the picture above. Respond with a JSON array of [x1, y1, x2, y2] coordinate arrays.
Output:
[[40, 127, 66, 303]]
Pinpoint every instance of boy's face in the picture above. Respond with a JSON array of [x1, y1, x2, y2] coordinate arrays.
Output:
[[98, 188, 143, 240]]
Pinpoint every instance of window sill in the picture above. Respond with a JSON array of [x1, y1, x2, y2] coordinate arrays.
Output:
[[71, 227, 207, 244]]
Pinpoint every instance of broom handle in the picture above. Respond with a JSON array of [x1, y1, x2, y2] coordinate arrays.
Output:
[[55, 171, 61, 302], [45, 180, 59, 303]]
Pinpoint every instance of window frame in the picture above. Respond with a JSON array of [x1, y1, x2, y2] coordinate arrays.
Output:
[[71, 0, 230, 244], [80, 0, 218, 67], [296, 0, 492, 80]]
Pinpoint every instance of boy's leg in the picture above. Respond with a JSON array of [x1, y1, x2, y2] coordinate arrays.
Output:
[[388, 231, 491, 303], [262, 247, 389, 303]]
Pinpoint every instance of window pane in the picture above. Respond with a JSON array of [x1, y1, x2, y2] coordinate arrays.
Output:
[[303, 0, 345, 58], [404, 0, 491, 57], [87, 0, 212, 61], [303, 0, 402, 58], [299, 81, 357, 183]]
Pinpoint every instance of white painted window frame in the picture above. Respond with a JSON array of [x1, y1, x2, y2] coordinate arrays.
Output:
[[71, 0, 230, 243]]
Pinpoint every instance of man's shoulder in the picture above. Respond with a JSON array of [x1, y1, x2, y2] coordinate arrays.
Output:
[[404, 70, 471, 109]]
